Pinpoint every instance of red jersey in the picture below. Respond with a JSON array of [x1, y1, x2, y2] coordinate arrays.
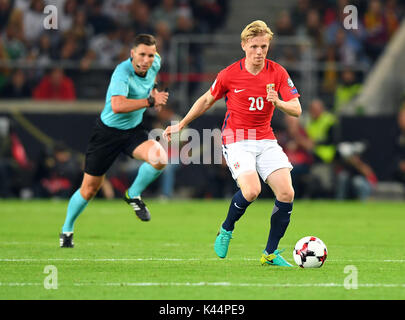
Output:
[[210, 58, 300, 145]]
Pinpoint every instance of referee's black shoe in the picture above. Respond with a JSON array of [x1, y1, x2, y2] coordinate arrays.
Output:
[[124, 191, 151, 221], [59, 232, 74, 248]]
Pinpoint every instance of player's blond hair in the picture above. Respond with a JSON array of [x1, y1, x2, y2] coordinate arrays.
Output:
[[241, 20, 273, 43]]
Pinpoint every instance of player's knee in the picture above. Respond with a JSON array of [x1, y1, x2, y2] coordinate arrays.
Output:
[[242, 184, 261, 202], [150, 150, 168, 170], [147, 143, 168, 170], [277, 187, 295, 203], [151, 161, 166, 171], [81, 184, 101, 200]]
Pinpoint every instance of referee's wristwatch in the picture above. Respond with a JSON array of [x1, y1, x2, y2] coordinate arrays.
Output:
[[147, 95, 155, 108]]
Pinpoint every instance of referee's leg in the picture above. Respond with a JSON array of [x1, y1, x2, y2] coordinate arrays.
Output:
[[61, 173, 104, 234], [126, 140, 167, 199]]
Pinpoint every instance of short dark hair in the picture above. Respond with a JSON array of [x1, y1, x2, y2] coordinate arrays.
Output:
[[133, 34, 156, 48]]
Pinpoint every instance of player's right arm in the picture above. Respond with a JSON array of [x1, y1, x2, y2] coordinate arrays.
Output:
[[163, 90, 216, 141]]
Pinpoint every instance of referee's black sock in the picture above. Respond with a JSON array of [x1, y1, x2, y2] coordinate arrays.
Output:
[[265, 199, 293, 254], [222, 190, 252, 232]]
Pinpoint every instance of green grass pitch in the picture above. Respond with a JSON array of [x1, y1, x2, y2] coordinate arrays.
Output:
[[0, 199, 404, 300]]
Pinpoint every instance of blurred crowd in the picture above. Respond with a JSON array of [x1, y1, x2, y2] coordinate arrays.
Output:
[[274, 0, 404, 109], [0, 0, 229, 99]]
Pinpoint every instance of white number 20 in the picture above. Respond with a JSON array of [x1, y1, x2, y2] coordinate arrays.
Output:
[[248, 97, 264, 111]]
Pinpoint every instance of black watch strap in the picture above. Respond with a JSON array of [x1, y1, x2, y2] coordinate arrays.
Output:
[[147, 95, 155, 108]]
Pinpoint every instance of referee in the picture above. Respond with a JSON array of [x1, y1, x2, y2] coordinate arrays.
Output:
[[60, 34, 169, 248]]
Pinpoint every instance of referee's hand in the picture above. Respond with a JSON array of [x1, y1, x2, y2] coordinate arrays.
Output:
[[152, 89, 169, 108]]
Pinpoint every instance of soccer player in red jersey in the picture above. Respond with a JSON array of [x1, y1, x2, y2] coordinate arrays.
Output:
[[164, 20, 302, 266]]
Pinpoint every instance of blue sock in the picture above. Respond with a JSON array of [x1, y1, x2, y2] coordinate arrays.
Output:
[[265, 200, 293, 254], [62, 189, 89, 233], [222, 190, 252, 231], [128, 162, 163, 198]]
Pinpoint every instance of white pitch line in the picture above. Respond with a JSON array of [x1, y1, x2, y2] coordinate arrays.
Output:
[[76, 282, 405, 288], [0, 258, 404, 263], [1, 282, 405, 288], [0, 282, 41, 286]]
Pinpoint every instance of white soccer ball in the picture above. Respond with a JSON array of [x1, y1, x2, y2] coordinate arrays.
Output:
[[293, 236, 328, 268]]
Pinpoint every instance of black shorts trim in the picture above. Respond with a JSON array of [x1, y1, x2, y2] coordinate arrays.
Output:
[[84, 117, 149, 176]]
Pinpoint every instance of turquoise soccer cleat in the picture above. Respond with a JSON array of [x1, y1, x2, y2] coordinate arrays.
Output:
[[260, 249, 293, 267], [214, 227, 233, 258]]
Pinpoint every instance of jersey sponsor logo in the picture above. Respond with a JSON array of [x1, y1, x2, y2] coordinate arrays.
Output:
[[266, 83, 275, 93], [287, 78, 295, 88], [234, 89, 246, 93]]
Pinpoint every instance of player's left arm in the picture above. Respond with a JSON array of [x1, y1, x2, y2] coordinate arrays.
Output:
[[269, 66, 302, 117], [267, 92, 302, 117]]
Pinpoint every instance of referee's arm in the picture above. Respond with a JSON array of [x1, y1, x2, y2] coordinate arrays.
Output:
[[111, 95, 150, 113]]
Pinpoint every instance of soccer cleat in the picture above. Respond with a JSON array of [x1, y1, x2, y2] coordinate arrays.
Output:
[[261, 249, 293, 267], [214, 227, 233, 258], [124, 191, 151, 221], [59, 232, 74, 248]]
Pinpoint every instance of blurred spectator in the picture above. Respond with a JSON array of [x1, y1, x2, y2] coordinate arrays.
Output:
[[0, 0, 13, 30], [325, 7, 366, 65], [154, 20, 172, 73], [23, 0, 46, 44], [0, 116, 31, 198], [130, 1, 154, 35], [385, 0, 400, 39], [304, 98, 338, 197], [80, 23, 121, 70], [29, 33, 55, 67], [58, 0, 78, 32], [87, 0, 115, 35], [320, 45, 338, 98], [0, 41, 10, 90], [191, 0, 229, 33], [363, 0, 389, 61], [33, 67, 76, 100], [275, 10, 295, 36], [297, 8, 324, 59], [306, 98, 337, 164], [1, 69, 31, 98], [279, 115, 314, 199], [290, 0, 310, 29], [393, 104, 405, 185], [335, 141, 377, 200], [33, 143, 82, 198], [333, 67, 362, 113], [322, 0, 350, 27], [102, 0, 132, 27], [59, 10, 93, 61], [151, 0, 178, 33], [2, 23, 27, 61], [0, 116, 13, 197]]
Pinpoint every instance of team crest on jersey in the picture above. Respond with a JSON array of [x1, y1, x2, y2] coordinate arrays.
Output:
[[266, 83, 275, 93], [234, 162, 240, 170]]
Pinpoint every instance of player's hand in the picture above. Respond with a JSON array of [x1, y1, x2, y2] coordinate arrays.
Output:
[[163, 122, 183, 142], [152, 89, 169, 107], [266, 87, 281, 107]]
